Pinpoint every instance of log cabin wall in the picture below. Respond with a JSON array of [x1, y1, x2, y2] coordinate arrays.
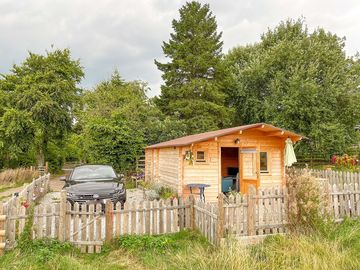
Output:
[[181, 129, 286, 202], [146, 128, 288, 203], [181, 141, 219, 202], [216, 130, 285, 188], [145, 147, 180, 192]]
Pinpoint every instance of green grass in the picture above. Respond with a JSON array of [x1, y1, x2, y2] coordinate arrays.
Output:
[[0, 221, 359, 270], [0, 183, 20, 193]]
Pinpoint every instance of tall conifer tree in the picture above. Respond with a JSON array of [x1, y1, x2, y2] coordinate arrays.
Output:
[[155, 1, 232, 133]]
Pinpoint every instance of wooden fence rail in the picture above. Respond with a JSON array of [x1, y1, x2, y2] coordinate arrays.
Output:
[[31, 192, 192, 253], [194, 183, 359, 245], [330, 183, 360, 222], [1, 178, 360, 255]]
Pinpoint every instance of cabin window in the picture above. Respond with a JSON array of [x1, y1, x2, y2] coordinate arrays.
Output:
[[260, 152, 268, 172], [196, 151, 206, 162]]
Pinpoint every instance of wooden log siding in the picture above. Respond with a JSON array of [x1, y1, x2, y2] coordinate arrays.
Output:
[[145, 147, 180, 192], [158, 148, 180, 190]]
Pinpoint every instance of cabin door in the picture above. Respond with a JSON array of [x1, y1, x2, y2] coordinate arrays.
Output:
[[239, 148, 260, 194]]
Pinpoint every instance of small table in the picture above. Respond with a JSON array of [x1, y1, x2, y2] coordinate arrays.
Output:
[[187, 183, 210, 202]]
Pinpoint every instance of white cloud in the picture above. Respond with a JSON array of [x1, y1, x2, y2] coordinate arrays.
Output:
[[0, 0, 359, 97]]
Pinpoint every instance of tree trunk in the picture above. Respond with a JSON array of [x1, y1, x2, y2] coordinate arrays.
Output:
[[37, 147, 45, 167]]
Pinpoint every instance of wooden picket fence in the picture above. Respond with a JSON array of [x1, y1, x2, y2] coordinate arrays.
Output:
[[1, 176, 359, 255], [194, 199, 218, 244], [329, 183, 360, 222], [31, 192, 192, 253], [298, 169, 360, 188], [0, 174, 50, 254], [193, 186, 288, 245], [194, 183, 360, 245]]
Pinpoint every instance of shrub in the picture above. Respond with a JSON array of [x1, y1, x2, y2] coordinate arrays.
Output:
[[286, 168, 330, 233], [143, 182, 178, 200], [157, 186, 176, 199]]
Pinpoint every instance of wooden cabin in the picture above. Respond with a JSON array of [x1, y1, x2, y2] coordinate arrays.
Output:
[[145, 123, 303, 202]]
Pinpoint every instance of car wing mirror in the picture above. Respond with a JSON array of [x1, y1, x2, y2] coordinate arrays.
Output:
[[117, 174, 124, 182], [60, 176, 67, 181]]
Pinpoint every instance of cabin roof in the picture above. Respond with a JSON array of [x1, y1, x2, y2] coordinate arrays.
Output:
[[146, 123, 305, 149]]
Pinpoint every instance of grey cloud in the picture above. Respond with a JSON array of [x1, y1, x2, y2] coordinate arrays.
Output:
[[0, 0, 359, 97]]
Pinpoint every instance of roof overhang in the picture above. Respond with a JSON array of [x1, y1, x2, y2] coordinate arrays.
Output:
[[146, 123, 306, 149]]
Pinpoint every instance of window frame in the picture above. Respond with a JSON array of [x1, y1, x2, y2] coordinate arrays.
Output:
[[260, 151, 269, 173], [195, 150, 207, 163]]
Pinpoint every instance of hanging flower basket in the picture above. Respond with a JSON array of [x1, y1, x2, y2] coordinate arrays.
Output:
[[184, 150, 194, 165]]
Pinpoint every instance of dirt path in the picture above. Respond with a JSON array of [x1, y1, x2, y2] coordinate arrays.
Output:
[[49, 175, 65, 192]]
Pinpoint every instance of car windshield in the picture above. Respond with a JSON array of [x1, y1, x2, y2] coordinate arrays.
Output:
[[71, 166, 117, 180]]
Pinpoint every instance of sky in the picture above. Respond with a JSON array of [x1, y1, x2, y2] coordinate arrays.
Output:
[[1, 0, 359, 97]]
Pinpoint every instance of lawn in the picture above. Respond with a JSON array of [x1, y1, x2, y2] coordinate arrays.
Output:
[[0, 219, 359, 270]]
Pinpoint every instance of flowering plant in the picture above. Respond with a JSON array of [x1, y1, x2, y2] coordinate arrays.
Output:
[[331, 154, 358, 171]]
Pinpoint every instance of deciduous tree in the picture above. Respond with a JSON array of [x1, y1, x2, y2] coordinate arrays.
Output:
[[225, 19, 360, 156], [0, 49, 84, 167]]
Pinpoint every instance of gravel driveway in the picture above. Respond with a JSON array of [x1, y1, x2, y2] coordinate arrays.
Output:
[[39, 188, 145, 206]]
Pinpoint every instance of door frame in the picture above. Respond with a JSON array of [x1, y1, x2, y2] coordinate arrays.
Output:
[[239, 146, 260, 194]]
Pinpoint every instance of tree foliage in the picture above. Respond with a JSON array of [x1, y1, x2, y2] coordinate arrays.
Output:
[[155, 1, 232, 134], [1, 13, 359, 172], [0, 49, 84, 169], [225, 19, 360, 156], [75, 72, 152, 171]]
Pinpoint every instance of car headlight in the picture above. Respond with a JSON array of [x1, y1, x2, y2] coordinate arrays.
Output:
[[67, 192, 75, 197], [113, 188, 125, 196], [114, 187, 125, 194]]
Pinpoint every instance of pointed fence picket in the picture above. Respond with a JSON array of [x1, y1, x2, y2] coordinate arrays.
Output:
[[212, 186, 288, 243], [297, 169, 360, 188], [2, 177, 360, 255], [29, 193, 193, 254], [0, 174, 50, 251], [329, 182, 360, 222]]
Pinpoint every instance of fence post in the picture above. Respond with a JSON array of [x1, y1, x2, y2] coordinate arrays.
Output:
[[58, 191, 66, 241], [247, 185, 256, 236], [216, 193, 225, 245], [44, 174, 50, 193], [0, 203, 5, 256], [105, 201, 114, 243], [189, 195, 195, 230]]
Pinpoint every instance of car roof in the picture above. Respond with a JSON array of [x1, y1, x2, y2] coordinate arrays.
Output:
[[73, 165, 114, 170]]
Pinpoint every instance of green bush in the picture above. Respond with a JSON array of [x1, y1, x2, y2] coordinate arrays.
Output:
[[286, 168, 330, 233], [157, 186, 176, 199]]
